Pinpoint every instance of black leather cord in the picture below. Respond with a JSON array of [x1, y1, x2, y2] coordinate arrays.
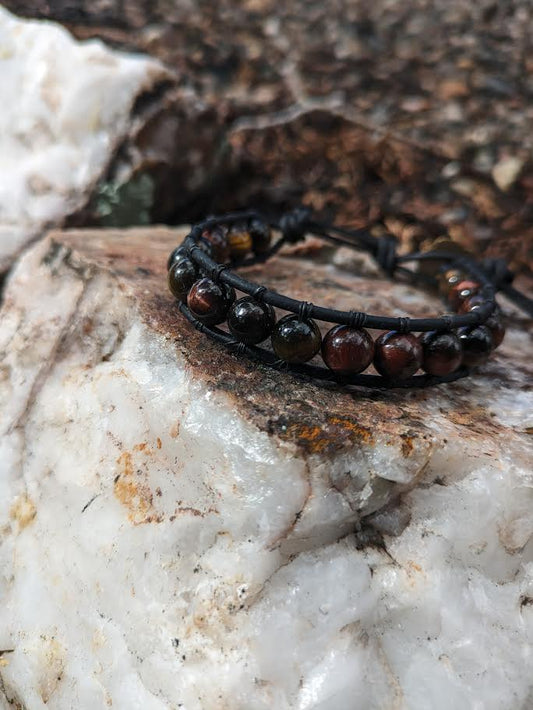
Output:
[[170, 207, 531, 389]]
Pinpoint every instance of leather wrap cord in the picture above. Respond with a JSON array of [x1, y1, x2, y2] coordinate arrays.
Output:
[[172, 208, 532, 389]]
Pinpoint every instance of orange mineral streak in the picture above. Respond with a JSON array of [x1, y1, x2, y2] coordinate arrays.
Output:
[[113, 448, 162, 525]]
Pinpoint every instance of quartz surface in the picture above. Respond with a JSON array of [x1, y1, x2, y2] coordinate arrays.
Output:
[[0, 227, 532, 709], [0, 6, 166, 273]]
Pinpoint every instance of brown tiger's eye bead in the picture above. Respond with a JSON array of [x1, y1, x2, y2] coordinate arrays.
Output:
[[485, 312, 505, 348], [458, 293, 486, 313], [419, 331, 462, 376], [271, 315, 322, 363], [228, 297, 276, 345], [322, 326, 374, 374], [167, 246, 188, 271], [457, 325, 493, 366], [168, 258, 198, 301], [228, 224, 253, 259], [249, 218, 272, 253], [187, 278, 235, 326], [202, 226, 230, 262], [374, 331, 423, 379], [448, 280, 480, 310], [438, 269, 466, 297]]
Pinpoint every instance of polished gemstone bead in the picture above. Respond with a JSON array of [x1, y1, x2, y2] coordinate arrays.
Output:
[[419, 331, 462, 376], [448, 280, 480, 310], [457, 325, 493, 366], [271, 315, 322, 363], [168, 258, 198, 301], [228, 224, 253, 259], [438, 268, 466, 297], [187, 278, 235, 326], [374, 331, 423, 379], [167, 246, 188, 271], [228, 297, 276, 345], [485, 312, 505, 348], [458, 293, 486, 313], [202, 226, 230, 263], [321, 325, 374, 374], [249, 218, 272, 253]]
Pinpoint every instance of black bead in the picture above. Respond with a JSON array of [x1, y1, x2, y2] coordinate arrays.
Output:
[[168, 258, 198, 301], [167, 246, 188, 271], [271, 315, 322, 363], [248, 218, 272, 253], [457, 325, 493, 366], [228, 297, 276, 345], [419, 331, 462, 375]]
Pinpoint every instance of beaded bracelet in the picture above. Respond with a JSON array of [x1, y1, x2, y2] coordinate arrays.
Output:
[[166, 208, 531, 389]]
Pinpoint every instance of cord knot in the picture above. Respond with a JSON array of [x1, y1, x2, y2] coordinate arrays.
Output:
[[279, 207, 312, 243], [375, 234, 398, 277], [481, 257, 515, 289]]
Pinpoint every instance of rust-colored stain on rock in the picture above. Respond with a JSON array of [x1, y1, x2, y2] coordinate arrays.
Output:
[[114, 449, 162, 525], [9, 493, 37, 530]]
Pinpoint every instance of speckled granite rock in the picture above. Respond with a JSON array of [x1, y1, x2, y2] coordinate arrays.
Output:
[[0, 227, 532, 709], [0, 6, 167, 273]]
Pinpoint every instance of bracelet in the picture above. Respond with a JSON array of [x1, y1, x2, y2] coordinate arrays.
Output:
[[166, 208, 530, 389]]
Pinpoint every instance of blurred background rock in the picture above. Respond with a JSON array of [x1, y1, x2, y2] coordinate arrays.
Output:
[[4, 0, 533, 272]]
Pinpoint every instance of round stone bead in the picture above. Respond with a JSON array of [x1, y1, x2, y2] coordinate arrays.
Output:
[[202, 226, 230, 263], [485, 312, 505, 348], [458, 293, 486, 314], [448, 280, 480, 311], [374, 331, 423, 379], [249, 218, 272, 253], [228, 225, 253, 259], [167, 246, 188, 271], [228, 297, 276, 345], [271, 315, 322, 363], [438, 268, 466, 297], [457, 325, 493, 366], [187, 278, 236, 326], [419, 331, 462, 376], [321, 325, 374, 374], [168, 258, 198, 301]]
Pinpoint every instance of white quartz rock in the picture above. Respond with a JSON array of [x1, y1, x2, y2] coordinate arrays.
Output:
[[0, 6, 166, 272], [0, 230, 532, 709]]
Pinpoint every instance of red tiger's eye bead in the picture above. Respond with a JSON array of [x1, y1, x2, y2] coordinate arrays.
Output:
[[187, 278, 235, 326], [448, 280, 480, 310], [271, 315, 322, 363], [457, 325, 493, 366], [322, 326, 374, 374], [374, 331, 423, 379], [202, 226, 230, 262], [420, 331, 462, 376], [458, 293, 486, 313]]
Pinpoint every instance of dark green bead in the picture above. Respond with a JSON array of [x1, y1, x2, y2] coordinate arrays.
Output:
[[187, 278, 236, 326], [168, 258, 198, 301], [167, 246, 188, 271], [271, 315, 322, 363], [457, 325, 493, 366], [228, 297, 276, 345]]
